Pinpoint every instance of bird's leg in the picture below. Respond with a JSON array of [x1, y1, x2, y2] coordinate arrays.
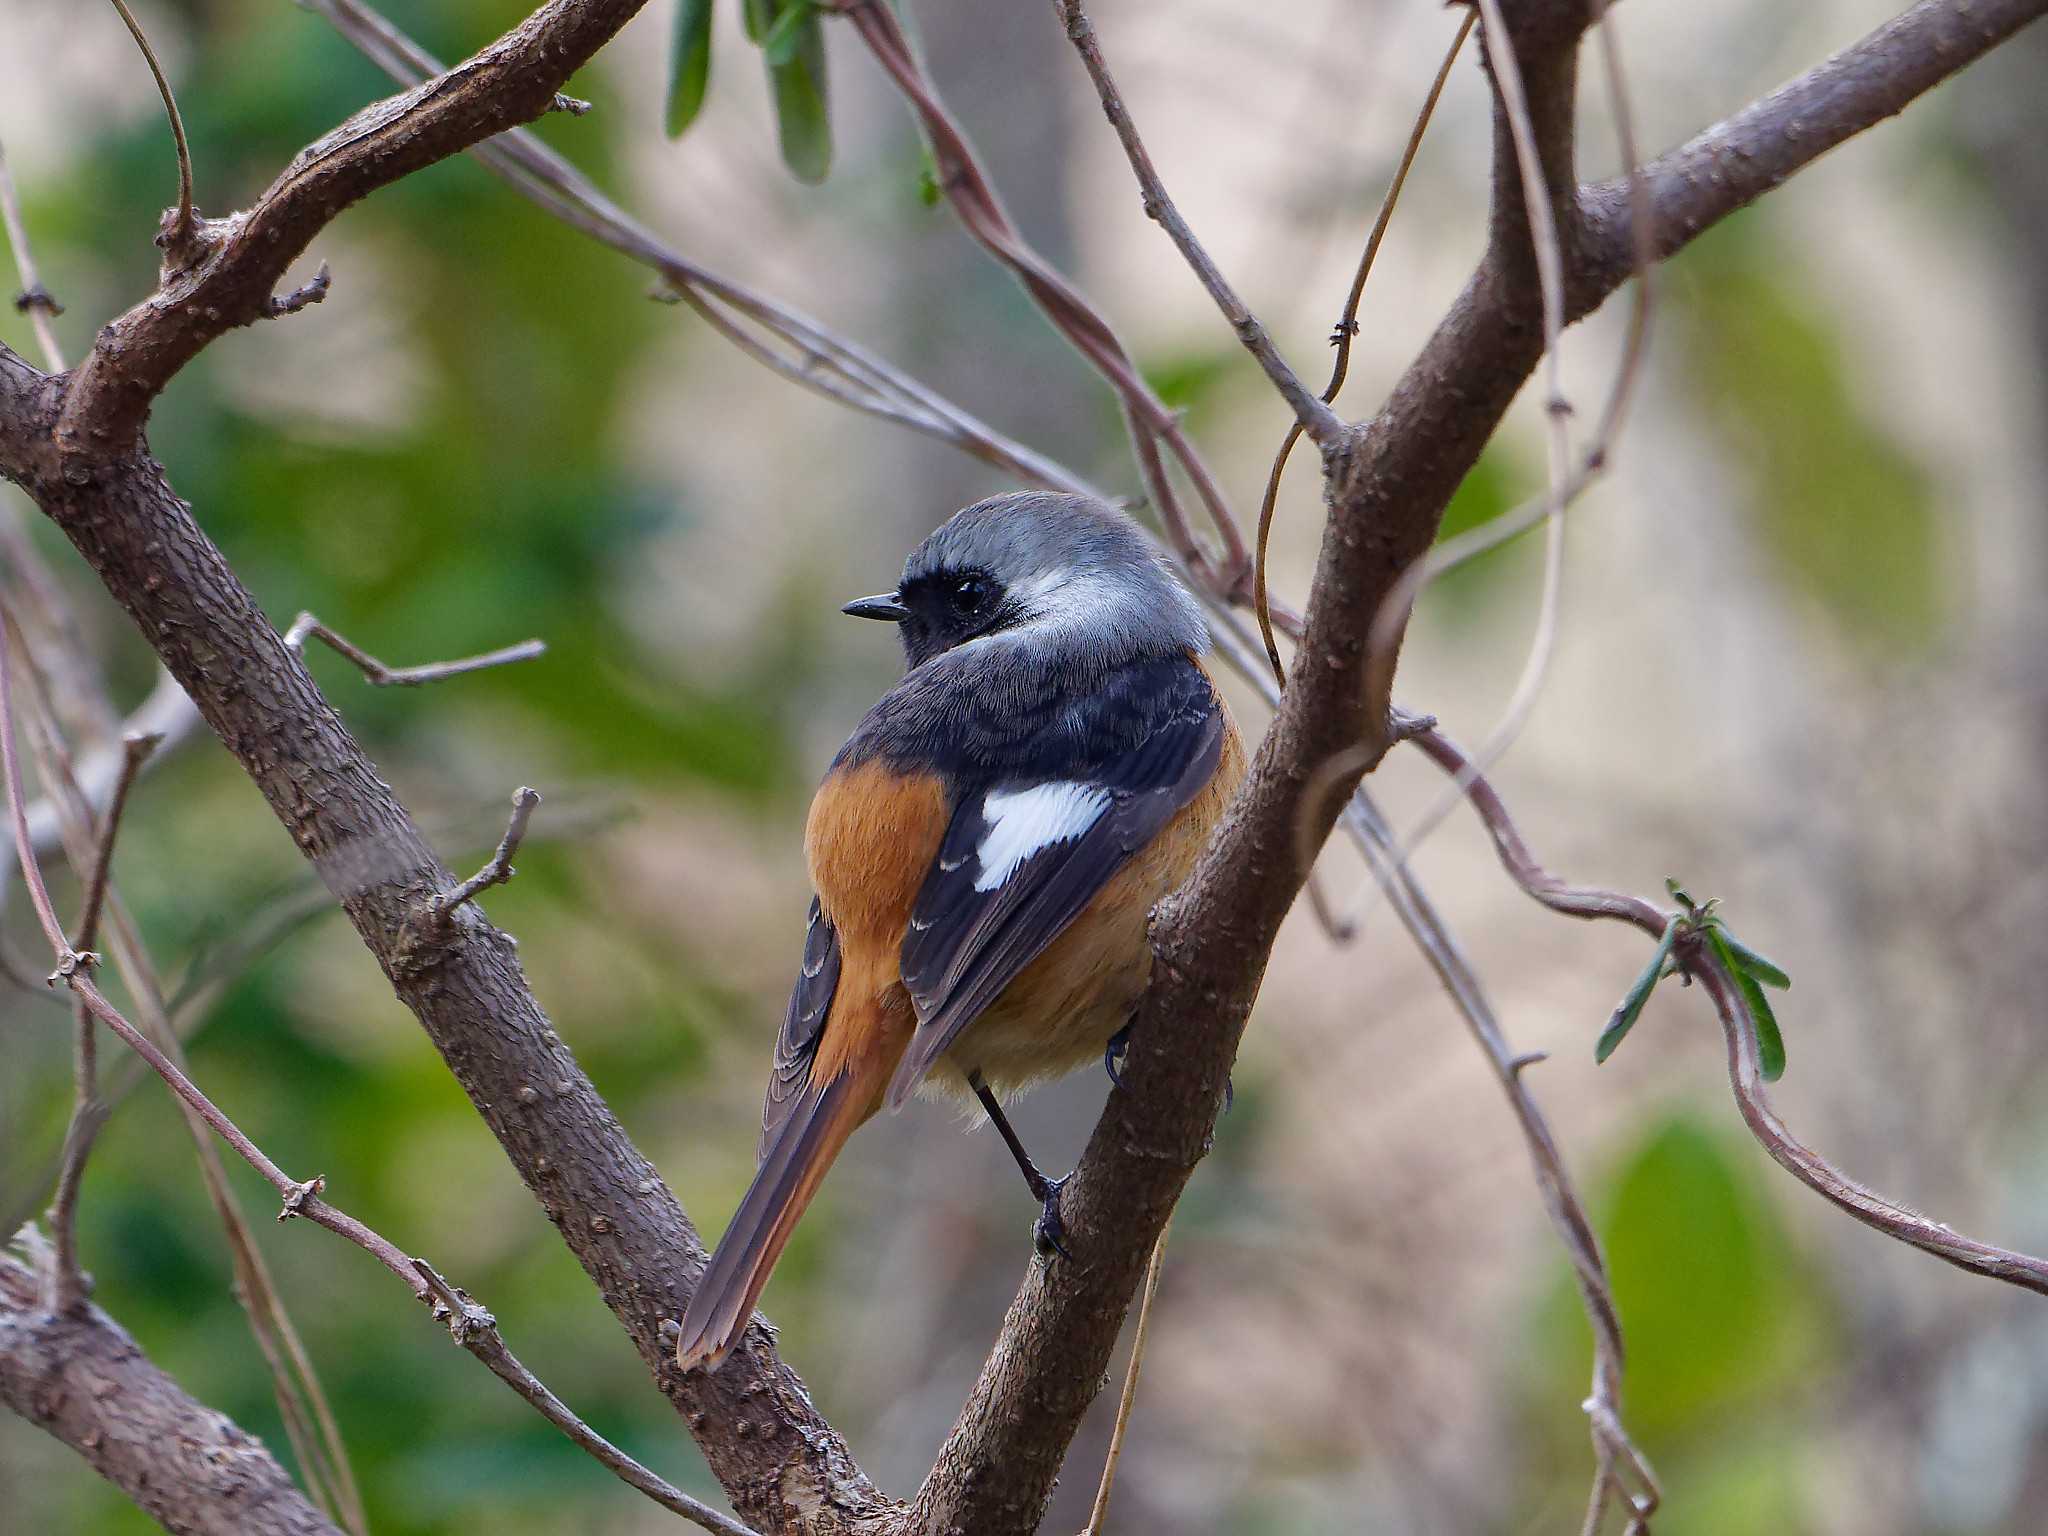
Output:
[[968, 1070, 1071, 1259], [1103, 1021, 1233, 1112]]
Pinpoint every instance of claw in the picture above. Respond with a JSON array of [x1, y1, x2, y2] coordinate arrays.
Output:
[[1033, 1173, 1072, 1260], [1104, 1023, 1132, 1088]]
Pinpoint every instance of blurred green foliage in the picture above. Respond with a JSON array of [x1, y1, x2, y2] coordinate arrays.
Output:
[[1675, 217, 1943, 650]]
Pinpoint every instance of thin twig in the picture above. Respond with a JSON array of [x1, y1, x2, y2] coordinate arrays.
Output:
[[1054, 0, 1340, 445], [0, 606, 758, 1536], [0, 139, 64, 373], [108, 0, 196, 256], [4, 608, 366, 1530], [431, 786, 540, 920], [45, 730, 161, 1315], [841, 0, 1250, 594], [1253, 11, 1474, 684], [1081, 1215, 1173, 1536], [284, 611, 545, 687], [295, 0, 1101, 502], [1416, 719, 2048, 1304], [1352, 2, 1660, 945], [1445, 0, 1575, 852], [1341, 789, 1661, 1530]]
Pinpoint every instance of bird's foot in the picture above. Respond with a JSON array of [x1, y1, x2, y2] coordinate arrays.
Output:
[[1032, 1172, 1072, 1260], [1104, 1024, 1132, 1088]]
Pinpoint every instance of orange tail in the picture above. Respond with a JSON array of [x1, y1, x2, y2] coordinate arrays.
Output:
[[675, 1055, 884, 1373]]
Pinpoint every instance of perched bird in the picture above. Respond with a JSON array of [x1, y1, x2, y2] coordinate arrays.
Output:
[[674, 491, 1244, 1373]]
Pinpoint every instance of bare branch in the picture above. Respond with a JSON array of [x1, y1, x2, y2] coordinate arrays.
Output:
[[907, 4, 2035, 1528], [1053, 0, 1340, 444], [46, 729, 160, 1315], [1253, 10, 1474, 683], [266, 259, 332, 317], [107, 0, 197, 260], [1414, 722, 2048, 1301], [1577, 0, 2048, 298], [431, 786, 540, 920], [1081, 1218, 1173, 1536], [841, 0, 1249, 594], [0, 139, 64, 373], [284, 611, 544, 687], [3, 393, 886, 1534], [0, 620, 759, 1536], [1340, 791, 1660, 1533], [58, 0, 660, 448], [0, 1243, 346, 1536]]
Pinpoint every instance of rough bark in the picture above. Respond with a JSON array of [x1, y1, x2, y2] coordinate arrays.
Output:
[[0, 1252, 344, 1536]]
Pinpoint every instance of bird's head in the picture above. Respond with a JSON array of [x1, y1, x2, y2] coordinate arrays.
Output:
[[841, 492, 1207, 673]]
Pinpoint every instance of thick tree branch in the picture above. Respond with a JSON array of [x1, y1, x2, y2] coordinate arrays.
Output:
[[907, 2, 2045, 1529], [0, 1244, 344, 1536], [1576, 0, 2048, 302], [56, 0, 653, 450], [1, 0, 2039, 1531], [0, 0, 888, 1523]]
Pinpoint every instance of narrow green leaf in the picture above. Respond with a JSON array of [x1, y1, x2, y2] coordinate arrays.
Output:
[[1710, 930, 1789, 1081], [664, 0, 715, 138], [741, 0, 773, 44], [1719, 930, 1791, 990], [765, 7, 831, 183], [1597, 920, 1679, 1065], [760, 0, 812, 67]]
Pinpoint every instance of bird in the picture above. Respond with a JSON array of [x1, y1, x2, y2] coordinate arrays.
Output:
[[672, 490, 1245, 1373]]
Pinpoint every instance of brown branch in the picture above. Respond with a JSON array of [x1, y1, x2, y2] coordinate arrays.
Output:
[[107, 0, 197, 260], [296, 0, 1102, 502], [0, 1, 2036, 1531], [0, 616, 367, 1533], [56, 0, 658, 450], [904, 3, 2041, 1529], [0, 623, 760, 1536], [1052, 0, 1341, 445], [45, 729, 160, 1316], [284, 610, 544, 687], [1414, 723, 2048, 1301], [841, 0, 1250, 595], [430, 785, 540, 919], [1341, 791, 1659, 1533], [1254, 10, 1474, 684], [0, 1242, 345, 1536], [0, 138, 64, 373]]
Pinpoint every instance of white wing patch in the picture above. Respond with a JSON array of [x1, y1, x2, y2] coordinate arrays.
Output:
[[974, 781, 1111, 891]]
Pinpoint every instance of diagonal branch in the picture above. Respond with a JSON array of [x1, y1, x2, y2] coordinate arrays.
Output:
[[0, 1241, 345, 1536], [56, 0, 657, 449], [905, 2, 2045, 1529], [1052, 0, 1341, 445]]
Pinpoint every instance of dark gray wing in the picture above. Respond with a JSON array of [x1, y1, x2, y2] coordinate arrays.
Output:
[[761, 898, 841, 1159], [887, 692, 1221, 1107]]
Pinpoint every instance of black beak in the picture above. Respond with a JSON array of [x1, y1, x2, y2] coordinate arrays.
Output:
[[842, 592, 910, 622]]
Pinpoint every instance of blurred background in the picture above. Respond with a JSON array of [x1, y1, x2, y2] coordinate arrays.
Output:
[[3, 1, 2045, 1531]]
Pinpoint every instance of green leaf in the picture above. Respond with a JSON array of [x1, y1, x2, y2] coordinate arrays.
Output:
[[664, 0, 715, 138], [760, 0, 813, 67], [741, 0, 773, 43], [764, 6, 831, 183], [1711, 930, 1788, 1081], [1596, 919, 1679, 1064], [1718, 930, 1791, 990]]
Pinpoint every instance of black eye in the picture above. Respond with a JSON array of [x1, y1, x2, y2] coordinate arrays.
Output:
[[950, 575, 994, 614]]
